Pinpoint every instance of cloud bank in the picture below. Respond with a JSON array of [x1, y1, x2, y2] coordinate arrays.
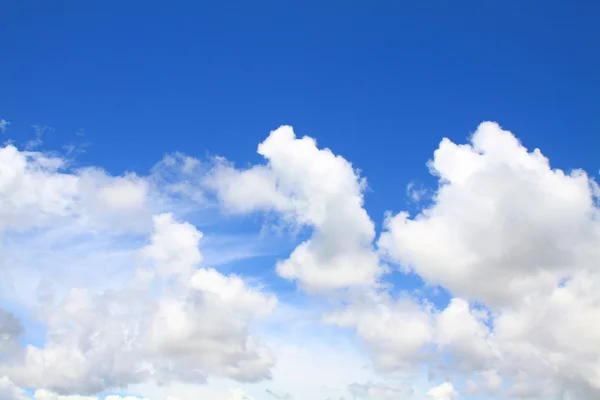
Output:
[[0, 121, 599, 399]]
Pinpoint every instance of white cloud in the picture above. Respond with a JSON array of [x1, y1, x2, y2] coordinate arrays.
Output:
[[3, 121, 600, 399], [324, 291, 434, 374], [426, 382, 457, 400], [205, 125, 383, 292], [1, 126, 385, 399], [0, 145, 151, 233], [0, 376, 26, 400], [377, 122, 600, 398], [140, 213, 203, 278], [379, 121, 599, 308], [433, 298, 494, 373], [0, 212, 276, 395], [405, 182, 428, 203], [0, 119, 10, 133]]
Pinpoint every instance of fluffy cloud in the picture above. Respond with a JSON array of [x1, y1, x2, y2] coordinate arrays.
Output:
[[3, 121, 600, 400], [0, 157, 276, 395], [0, 376, 26, 400], [0, 145, 150, 233], [426, 382, 457, 400], [205, 125, 383, 292], [379, 122, 600, 308], [0, 137, 278, 393], [375, 122, 600, 398], [324, 292, 434, 374]]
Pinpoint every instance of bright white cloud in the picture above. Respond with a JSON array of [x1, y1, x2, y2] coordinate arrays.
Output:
[[324, 291, 434, 374], [380, 121, 600, 308], [377, 122, 600, 398], [8, 214, 275, 393], [0, 143, 277, 395], [426, 382, 457, 400], [140, 213, 203, 278], [205, 125, 383, 292], [0, 145, 151, 233]]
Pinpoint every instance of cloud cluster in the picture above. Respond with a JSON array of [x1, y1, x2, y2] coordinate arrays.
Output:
[[0, 144, 276, 396], [341, 122, 600, 399], [1, 214, 275, 394], [1, 121, 599, 399], [212, 122, 600, 398]]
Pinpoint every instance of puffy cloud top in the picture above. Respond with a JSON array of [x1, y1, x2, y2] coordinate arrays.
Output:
[[206, 125, 382, 292]]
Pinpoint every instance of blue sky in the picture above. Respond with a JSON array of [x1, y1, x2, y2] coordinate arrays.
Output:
[[1, 2, 600, 400]]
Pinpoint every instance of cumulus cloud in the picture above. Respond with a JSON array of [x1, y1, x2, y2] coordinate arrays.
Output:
[[324, 292, 434, 374], [374, 122, 600, 398], [3, 121, 600, 400], [0, 140, 276, 396], [205, 125, 383, 292], [0, 145, 151, 233], [0, 376, 26, 400], [0, 213, 276, 394], [379, 122, 600, 308]]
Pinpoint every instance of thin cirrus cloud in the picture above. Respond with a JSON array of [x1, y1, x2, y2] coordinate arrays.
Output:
[[0, 121, 599, 399]]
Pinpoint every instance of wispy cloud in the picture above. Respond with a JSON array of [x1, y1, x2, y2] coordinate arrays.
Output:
[[0, 119, 10, 133]]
